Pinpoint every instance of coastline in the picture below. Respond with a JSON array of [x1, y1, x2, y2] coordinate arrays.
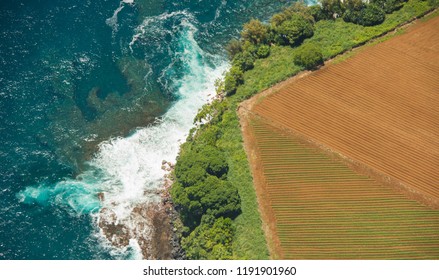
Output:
[[98, 160, 185, 259], [162, 2, 438, 260]]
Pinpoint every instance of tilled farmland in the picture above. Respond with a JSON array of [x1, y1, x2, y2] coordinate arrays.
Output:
[[252, 16, 439, 207], [239, 16, 439, 259], [248, 118, 439, 259]]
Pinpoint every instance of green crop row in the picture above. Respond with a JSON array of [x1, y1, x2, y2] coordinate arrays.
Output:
[[251, 119, 439, 259]]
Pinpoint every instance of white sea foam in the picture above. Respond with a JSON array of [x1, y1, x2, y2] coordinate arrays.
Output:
[[92, 19, 227, 220], [106, 4, 124, 32], [19, 13, 228, 259], [129, 10, 193, 53], [106, 0, 135, 32]]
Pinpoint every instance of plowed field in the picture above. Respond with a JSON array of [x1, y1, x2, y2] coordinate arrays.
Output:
[[239, 15, 439, 259], [252, 15, 439, 208], [248, 118, 439, 259]]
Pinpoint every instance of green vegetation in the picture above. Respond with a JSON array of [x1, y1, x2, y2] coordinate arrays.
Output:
[[224, 66, 244, 96], [321, 0, 407, 26], [232, 51, 256, 71], [293, 44, 324, 69], [182, 216, 235, 260], [241, 19, 269, 45], [371, 0, 405, 14], [171, 143, 241, 228], [358, 4, 386, 26], [273, 13, 314, 46], [171, 0, 438, 259]]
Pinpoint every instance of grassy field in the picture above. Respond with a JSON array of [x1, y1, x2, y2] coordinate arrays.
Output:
[[247, 118, 439, 259], [216, 109, 270, 259]]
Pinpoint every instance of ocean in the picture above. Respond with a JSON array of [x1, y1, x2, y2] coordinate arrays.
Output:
[[0, 0, 294, 259]]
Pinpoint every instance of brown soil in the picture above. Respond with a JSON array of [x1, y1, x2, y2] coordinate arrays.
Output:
[[239, 108, 283, 259], [244, 117, 439, 259], [243, 15, 439, 209], [239, 14, 439, 258]]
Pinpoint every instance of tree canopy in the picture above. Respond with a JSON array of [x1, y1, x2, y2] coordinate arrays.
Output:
[[358, 4, 386, 26], [172, 144, 240, 230], [274, 14, 314, 46], [294, 44, 324, 70], [241, 19, 269, 45], [182, 216, 235, 260]]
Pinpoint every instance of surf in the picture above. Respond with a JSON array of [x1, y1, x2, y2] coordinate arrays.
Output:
[[18, 11, 228, 259]]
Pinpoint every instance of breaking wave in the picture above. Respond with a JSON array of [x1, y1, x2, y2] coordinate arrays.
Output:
[[18, 11, 227, 258]]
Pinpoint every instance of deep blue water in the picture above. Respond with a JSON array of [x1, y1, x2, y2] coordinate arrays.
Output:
[[0, 0, 293, 259]]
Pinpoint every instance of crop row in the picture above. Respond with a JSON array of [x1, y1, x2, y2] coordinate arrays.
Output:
[[250, 118, 439, 259], [252, 28, 439, 203]]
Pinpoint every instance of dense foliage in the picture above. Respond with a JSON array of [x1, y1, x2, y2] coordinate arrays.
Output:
[[273, 14, 314, 46], [371, 0, 406, 13], [182, 216, 235, 260], [224, 66, 244, 96], [171, 0, 437, 259], [321, 0, 344, 19], [294, 44, 324, 69], [319, 0, 408, 26], [172, 144, 241, 230], [358, 4, 386, 26], [241, 19, 269, 44], [223, 2, 318, 95]]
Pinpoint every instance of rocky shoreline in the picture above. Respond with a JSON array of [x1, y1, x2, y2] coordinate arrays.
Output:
[[98, 160, 185, 260], [159, 160, 186, 260]]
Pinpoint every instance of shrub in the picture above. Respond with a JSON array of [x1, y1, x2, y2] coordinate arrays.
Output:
[[174, 145, 228, 187], [232, 51, 255, 71], [343, 9, 363, 23], [172, 176, 241, 229], [294, 44, 324, 70], [285, 1, 316, 21], [309, 5, 326, 22], [241, 41, 258, 56], [344, 3, 386, 26], [320, 0, 344, 19], [193, 125, 221, 147], [226, 39, 242, 60], [272, 2, 315, 25], [343, 0, 365, 11], [202, 146, 229, 178], [256, 45, 270, 58], [200, 176, 241, 218], [370, 0, 404, 14], [224, 66, 244, 96], [224, 75, 238, 96], [194, 99, 228, 125], [182, 216, 235, 260], [342, 0, 365, 23], [427, 0, 439, 7], [172, 143, 240, 229], [175, 164, 207, 188], [274, 14, 314, 46], [271, 12, 289, 27], [241, 19, 269, 44], [358, 4, 386, 26]]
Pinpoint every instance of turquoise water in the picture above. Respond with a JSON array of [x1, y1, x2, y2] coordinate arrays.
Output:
[[0, 0, 294, 259]]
